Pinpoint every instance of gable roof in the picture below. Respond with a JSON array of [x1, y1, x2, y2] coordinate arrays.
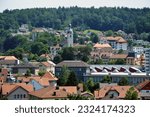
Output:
[[106, 36, 127, 43], [136, 80, 150, 90], [0, 56, 19, 65], [29, 86, 68, 99], [41, 61, 55, 67], [0, 84, 2, 92], [18, 72, 58, 87], [59, 86, 77, 94], [110, 54, 128, 59], [56, 60, 89, 67], [0, 56, 18, 60], [94, 43, 112, 48], [1, 83, 33, 96], [42, 72, 58, 81], [94, 86, 139, 99]]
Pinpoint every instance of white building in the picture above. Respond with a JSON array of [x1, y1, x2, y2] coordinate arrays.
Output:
[[66, 24, 73, 47], [145, 48, 150, 73], [133, 46, 144, 54], [101, 37, 128, 50]]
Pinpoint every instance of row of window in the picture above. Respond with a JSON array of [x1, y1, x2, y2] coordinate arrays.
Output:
[[14, 94, 26, 99]]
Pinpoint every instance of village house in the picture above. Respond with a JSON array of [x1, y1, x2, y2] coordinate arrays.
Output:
[[17, 72, 58, 90], [12, 63, 39, 75], [100, 36, 127, 51], [94, 86, 140, 100], [0, 83, 33, 100], [29, 61, 56, 74], [91, 43, 113, 63], [29, 86, 77, 100], [0, 56, 20, 68], [50, 44, 62, 60], [80, 91, 94, 100], [136, 80, 150, 100], [109, 54, 127, 63], [55, 60, 90, 81]]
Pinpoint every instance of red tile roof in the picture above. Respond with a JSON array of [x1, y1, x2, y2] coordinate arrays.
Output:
[[29, 86, 68, 99], [18, 72, 58, 87], [59, 86, 77, 94], [1, 83, 33, 95], [94, 86, 139, 99], [106, 36, 127, 43], [0, 56, 18, 60], [136, 80, 150, 90], [42, 72, 58, 81], [110, 54, 128, 59], [94, 43, 112, 48]]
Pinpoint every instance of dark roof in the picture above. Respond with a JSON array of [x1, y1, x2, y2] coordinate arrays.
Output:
[[56, 60, 89, 67], [12, 63, 38, 68], [136, 80, 150, 90]]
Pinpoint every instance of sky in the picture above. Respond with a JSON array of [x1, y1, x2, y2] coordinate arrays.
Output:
[[0, 0, 150, 12]]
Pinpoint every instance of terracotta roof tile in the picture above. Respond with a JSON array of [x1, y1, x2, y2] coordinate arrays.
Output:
[[42, 72, 58, 81], [94, 43, 112, 48], [136, 80, 150, 90], [106, 36, 127, 43], [110, 54, 128, 59], [59, 86, 77, 94], [29, 86, 68, 99], [18, 72, 58, 87], [94, 86, 139, 99], [1, 83, 33, 95], [0, 56, 18, 60], [41, 62, 51, 67]]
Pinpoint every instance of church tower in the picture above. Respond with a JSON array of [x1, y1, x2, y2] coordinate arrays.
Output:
[[66, 24, 73, 47]]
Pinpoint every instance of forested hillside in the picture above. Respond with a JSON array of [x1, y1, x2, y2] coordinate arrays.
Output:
[[0, 7, 150, 33]]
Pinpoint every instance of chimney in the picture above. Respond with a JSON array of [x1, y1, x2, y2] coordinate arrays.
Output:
[[53, 92, 56, 96], [56, 86, 59, 90]]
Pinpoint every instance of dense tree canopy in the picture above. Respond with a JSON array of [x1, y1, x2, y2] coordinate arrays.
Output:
[[0, 7, 150, 33]]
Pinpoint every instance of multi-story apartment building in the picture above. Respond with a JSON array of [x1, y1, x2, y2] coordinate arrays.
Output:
[[145, 48, 150, 73]]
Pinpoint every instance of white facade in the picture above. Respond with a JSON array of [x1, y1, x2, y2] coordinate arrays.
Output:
[[133, 47, 144, 54], [116, 42, 127, 50], [145, 48, 150, 73], [66, 24, 73, 47]]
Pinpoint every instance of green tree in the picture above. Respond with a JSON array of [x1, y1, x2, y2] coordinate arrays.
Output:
[[86, 78, 95, 92], [53, 55, 62, 64], [90, 32, 99, 43], [67, 71, 78, 86], [31, 42, 49, 55], [38, 71, 46, 76], [125, 87, 138, 100], [25, 69, 31, 76], [61, 47, 77, 60], [95, 59, 103, 64], [67, 94, 89, 100], [58, 66, 70, 86], [118, 77, 129, 86], [101, 75, 111, 83], [5, 47, 24, 60], [105, 30, 114, 36], [115, 59, 125, 65], [118, 49, 124, 54], [108, 60, 116, 65]]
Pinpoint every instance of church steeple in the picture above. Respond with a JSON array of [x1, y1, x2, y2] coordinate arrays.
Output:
[[66, 24, 73, 47]]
